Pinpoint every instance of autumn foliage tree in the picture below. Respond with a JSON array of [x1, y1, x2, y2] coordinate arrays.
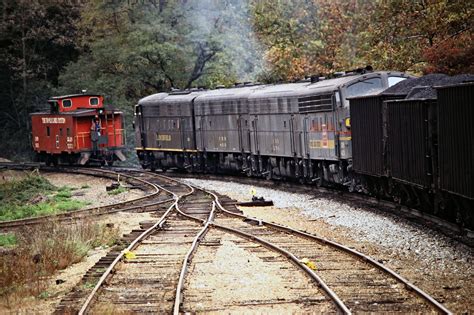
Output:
[[362, 0, 473, 74]]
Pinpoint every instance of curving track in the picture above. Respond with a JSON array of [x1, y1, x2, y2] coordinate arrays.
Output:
[[53, 170, 451, 314]]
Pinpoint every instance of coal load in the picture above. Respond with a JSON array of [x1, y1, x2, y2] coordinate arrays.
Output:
[[384, 73, 474, 99]]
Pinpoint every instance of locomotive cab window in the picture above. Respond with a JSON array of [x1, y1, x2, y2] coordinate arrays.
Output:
[[388, 76, 407, 87], [89, 97, 99, 106], [346, 78, 383, 98], [62, 99, 72, 108]]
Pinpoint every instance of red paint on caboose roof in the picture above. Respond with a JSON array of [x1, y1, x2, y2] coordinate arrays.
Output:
[[48, 94, 104, 112]]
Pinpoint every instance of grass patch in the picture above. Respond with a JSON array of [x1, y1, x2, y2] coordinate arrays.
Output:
[[0, 221, 120, 305], [0, 233, 17, 247], [107, 186, 127, 196], [80, 184, 90, 189], [0, 174, 89, 221]]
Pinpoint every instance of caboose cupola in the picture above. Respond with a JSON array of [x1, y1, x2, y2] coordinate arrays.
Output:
[[48, 93, 104, 113]]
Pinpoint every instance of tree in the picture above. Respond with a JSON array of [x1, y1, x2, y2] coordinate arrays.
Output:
[[0, 0, 83, 159], [251, 0, 374, 81], [361, 0, 473, 74]]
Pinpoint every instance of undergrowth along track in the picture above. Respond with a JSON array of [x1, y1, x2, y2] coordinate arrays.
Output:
[[0, 164, 168, 229]]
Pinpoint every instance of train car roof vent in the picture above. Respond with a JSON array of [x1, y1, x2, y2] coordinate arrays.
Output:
[[170, 90, 191, 95], [310, 75, 320, 83]]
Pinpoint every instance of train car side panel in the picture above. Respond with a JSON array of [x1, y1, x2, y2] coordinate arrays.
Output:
[[386, 99, 436, 187], [350, 96, 384, 176], [437, 83, 474, 199], [31, 114, 75, 154]]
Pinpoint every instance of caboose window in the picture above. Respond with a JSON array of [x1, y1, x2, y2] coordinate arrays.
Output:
[[67, 128, 70, 136], [63, 99, 72, 108], [90, 97, 99, 106], [46, 126, 50, 136]]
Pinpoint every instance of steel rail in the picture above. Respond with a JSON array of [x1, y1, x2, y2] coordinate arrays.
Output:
[[211, 222, 351, 314], [77, 178, 183, 315], [167, 172, 474, 243], [173, 202, 216, 315], [216, 200, 453, 315], [157, 174, 452, 314], [167, 178, 349, 314], [77, 173, 196, 314]]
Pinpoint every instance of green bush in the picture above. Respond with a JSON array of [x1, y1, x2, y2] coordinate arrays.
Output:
[[0, 233, 17, 247], [0, 173, 89, 221]]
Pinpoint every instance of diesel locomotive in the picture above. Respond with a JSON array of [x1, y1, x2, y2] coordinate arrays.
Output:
[[135, 70, 410, 180], [134, 70, 473, 230], [31, 93, 126, 165]]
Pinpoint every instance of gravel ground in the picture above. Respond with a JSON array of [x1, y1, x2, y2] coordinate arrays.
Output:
[[183, 178, 473, 313]]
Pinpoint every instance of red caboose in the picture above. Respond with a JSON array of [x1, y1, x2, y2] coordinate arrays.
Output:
[[30, 93, 126, 165]]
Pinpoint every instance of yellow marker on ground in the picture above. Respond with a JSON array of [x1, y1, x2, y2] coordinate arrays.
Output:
[[250, 187, 257, 196], [300, 258, 317, 270], [124, 251, 136, 260]]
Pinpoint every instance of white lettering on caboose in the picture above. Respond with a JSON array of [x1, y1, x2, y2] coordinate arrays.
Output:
[[42, 117, 66, 124]]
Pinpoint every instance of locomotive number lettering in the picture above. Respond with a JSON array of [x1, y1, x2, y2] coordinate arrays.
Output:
[[218, 136, 227, 148], [309, 140, 320, 149], [309, 139, 335, 149], [157, 134, 171, 141], [42, 117, 66, 124]]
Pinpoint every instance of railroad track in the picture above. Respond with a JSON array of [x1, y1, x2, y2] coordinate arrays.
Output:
[[212, 195, 450, 313], [168, 171, 474, 246], [56, 171, 451, 314], [0, 164, 170, 230]]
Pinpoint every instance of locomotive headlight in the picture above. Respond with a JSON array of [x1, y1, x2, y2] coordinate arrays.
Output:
[[345, 118, 351, 128]]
